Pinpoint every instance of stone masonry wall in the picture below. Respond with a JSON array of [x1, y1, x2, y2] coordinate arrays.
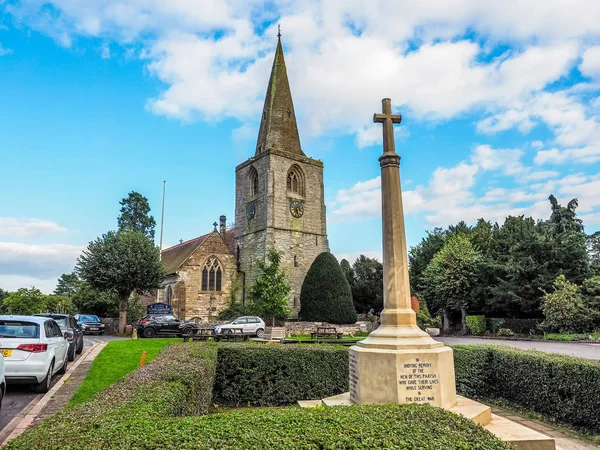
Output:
[[166, 231, 236, 321], [234, 148, 329, 316], [284, 321, 377, 335]]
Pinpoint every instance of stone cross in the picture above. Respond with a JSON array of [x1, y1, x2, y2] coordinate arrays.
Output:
[[372, 98, 413, 328]]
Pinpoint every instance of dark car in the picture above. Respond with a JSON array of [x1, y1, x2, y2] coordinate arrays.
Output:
[[74, 314, 105, 335], [136, 314, 197, 338], [34, 313, 84, 361]]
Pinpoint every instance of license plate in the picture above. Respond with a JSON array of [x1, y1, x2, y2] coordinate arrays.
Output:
[[0, 350, 12, 357], [90, 328, 98, 331]]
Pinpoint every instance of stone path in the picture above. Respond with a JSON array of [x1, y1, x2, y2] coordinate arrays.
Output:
[[492, 407, 599, 450]]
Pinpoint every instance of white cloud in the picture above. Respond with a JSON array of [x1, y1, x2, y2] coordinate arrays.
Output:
[[0, 242, 83, 279], [534, 145, 600, 165], [100, 42, 111, 59], [0, 218, 68, 237], [580, 46, 600, 79], [0, 275, 60, 294], [0, 43, 13, 56]]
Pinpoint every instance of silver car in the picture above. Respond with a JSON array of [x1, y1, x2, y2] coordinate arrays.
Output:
[[215, 316, 266, 337]]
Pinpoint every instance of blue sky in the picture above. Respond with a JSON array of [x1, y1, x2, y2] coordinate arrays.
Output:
[[1, 1, 599, 293]]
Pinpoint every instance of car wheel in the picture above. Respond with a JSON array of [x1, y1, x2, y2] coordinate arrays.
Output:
[[76, 336, 84, 354], [143, 327, 156, 338], [35, 361, 53, 393], [256, 328, 265, 338], [68, 344, 76, 362], [58, 354, 69, 375]]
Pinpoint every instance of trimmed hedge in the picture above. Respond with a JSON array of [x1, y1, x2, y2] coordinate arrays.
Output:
[[486, 318, 540, 334], [454, 344, 600, 432], [299, 252, 358, 324], [466, 315, 486, 335], [214, 344, 349, 406]]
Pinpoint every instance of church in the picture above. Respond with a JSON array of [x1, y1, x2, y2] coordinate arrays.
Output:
[[158, 35, 330, 321]]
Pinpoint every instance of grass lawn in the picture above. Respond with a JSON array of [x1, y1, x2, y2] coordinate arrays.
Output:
[[69, 338, 178, 406], [543, 332, 600, 341]]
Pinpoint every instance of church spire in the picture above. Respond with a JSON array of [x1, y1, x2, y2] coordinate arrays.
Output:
[[255, 33, 304, 156]]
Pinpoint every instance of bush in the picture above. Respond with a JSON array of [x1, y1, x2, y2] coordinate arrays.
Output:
[[486, 317, 505, 333], [214, 344, 349, 406], [453, 345, 600, 432], [497, 318, 541, 334], [7, 404, 509, 450], [497, 328, 515, 336], [299, 252, 357, 324], [541, 274, 591, 333], [466, 315, 486, 335]]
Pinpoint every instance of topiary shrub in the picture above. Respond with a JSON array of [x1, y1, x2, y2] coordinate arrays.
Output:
[[466, 315, 486, 335], [214, 344, 348, 406], [299, 252, 357, 324]]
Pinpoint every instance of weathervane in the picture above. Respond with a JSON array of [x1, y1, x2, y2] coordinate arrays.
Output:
[[278, 23, 281, 38]]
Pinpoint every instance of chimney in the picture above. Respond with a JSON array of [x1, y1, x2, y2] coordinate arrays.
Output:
[[219, 215, 226, 236]]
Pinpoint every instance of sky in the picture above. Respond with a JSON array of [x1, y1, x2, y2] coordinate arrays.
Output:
[[1, 0, 600, 294]]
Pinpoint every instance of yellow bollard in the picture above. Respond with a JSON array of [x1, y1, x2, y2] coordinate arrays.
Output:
[[132, 328, 138, 340], [140, 351, 147, 367]]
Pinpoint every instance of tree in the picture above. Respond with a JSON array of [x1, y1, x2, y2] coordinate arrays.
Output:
[[45, 295, 76, 315], [421, 235, 481, 333], [299, 252, 357, 324], [77, 230, 164, 333], [3, 288, 48, 315], [587, 232, 600, 276], [247, 248, 291, 326], [117, 191, 157, 241], [351, 255, 383, 314], [581, 276, 600, 329], [72, 282, 119, 317], [0, 289, 10, 313], [541, 275, 591, 333], [340, 259, 354, 287], [409, 227, 447, 295], [54, 272, 81, 298]]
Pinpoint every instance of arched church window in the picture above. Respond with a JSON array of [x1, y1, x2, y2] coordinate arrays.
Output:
[[249, 167, 259, 197], [286, 165, 304, 196], [165, 286, 173, 305], [202, 256, 223, 292]]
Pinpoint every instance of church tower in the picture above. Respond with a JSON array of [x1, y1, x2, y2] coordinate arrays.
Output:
[[234, 34, 329, 316]]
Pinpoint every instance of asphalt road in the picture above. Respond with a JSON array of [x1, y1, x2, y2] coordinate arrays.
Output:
[[436, 336, 600, 360], [0, 335, 124, 432]]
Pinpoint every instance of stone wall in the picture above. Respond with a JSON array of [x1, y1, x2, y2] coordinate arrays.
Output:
[[284, 321, 377, 335], [234, 148, 329, 316], [161, 231, 236, 321]]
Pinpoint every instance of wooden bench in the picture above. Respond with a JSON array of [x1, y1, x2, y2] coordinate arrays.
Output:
[[266, 326, 286, 341], [310, 327, 343, 339], [214, 328, 249, 342], [182, 328, 215, 342]]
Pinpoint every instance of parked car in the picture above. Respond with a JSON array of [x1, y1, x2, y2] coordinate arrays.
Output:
[[74, 314, 105, 335], [34, 314, 84, 362], [136, 314, 198, 338], [0, 353, 5, 411], [0, 315, 69, 393], [214, 316, 265, 337]]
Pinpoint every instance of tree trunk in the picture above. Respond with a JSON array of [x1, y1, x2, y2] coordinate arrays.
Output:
[[442, 309, 450, 333], [119, 294, 129, 334], [460, 304, 467, 335]]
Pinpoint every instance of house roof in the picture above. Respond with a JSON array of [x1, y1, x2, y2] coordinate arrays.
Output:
[[161, 229, 235, 275]]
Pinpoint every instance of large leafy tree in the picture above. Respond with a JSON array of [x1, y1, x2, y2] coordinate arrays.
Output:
[[248, 248, 291, 326], [72, 282, 119, 317], [3, 288, 48, 315], [54, 272, 82, 298], [300, 252, 357, 324], [587, 232, 600, 276], [409, 227, 448, 295], [541, 275, 591, 333], [77, 230, 164, 332], [118, 191, 157, 241], [351, 255, 383, 314], [421, 235, 481, 333]]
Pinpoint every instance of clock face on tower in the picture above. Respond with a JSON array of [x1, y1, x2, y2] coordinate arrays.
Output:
[[290, 200, 304, 218], [246, 202, 256, 220]]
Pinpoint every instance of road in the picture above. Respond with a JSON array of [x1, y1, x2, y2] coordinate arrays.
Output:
[[0, 335, 124, 432], [436, 336, 600, 360]]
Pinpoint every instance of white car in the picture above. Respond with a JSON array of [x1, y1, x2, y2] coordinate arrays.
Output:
[[0, 316, 69, 393], [215, 316, 266, 337]]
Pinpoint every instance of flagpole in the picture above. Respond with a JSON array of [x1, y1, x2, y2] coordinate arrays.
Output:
[[156, 180, 166, 303]]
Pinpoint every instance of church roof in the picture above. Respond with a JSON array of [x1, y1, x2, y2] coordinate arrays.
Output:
[[161, 229, 235, 275], [255, 35, 304, 157]]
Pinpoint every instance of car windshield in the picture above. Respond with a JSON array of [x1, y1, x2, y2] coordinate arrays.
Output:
[[54, 318, 69, 328], [79, 315, 100, 322], [0, 320, 40, 338]]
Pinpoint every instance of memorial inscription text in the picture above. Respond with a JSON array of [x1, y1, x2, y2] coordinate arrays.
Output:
[[398, 358, 438, 404]]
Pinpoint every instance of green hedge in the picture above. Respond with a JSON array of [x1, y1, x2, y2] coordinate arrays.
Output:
[[214, 344, 349, 406], [466, 315, 486, 335], [453, 345, 600, 432]]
